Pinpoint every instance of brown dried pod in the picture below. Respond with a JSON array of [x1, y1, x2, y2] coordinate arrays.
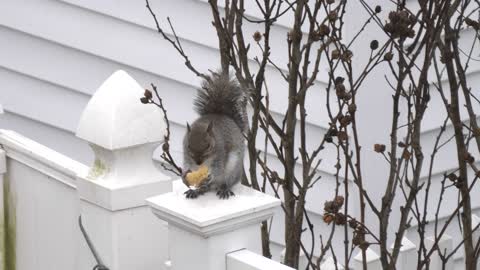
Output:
[[323, 213, 334, 224], [318, 24, 331, 37], [398, 141, 406, 148], [324, 201, 338, 213], [335, 76, 345, 85], [349, 219, 358, 229], [370, 40, 379, 50], [328, 11, 338, 21], [348, 103, 357, 114], [352, 233, 364, 246], [162, 142, 170, 152], [384, 52, 394, 61], [253, 31, 262, 42], [338, 131, 348, 141], [402, 149, 411, 160], [359, 241, 370, 251], [447, 173, 457, 182], [335, 213, 346, 225], [140, 97, 150, 104], [340, 115, 352, 127], [463, 152, 475, 163], [335, 196, 345, 207], [342, 50, 353, 61], [332, 49, 341, 59], [144, 89, 153, 99], [374, 144, 386, 153]]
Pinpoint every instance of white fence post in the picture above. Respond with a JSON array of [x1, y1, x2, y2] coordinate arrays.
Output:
[[353, 248, 382, 270], [280, 248, 309, 269], [425, 233, 453, 270], [0, 148, 5, 270], [473, 214, 480, 269], [390, 236, 416, 270], [75, 70, 172, 270], [227, 249, 295, 270], [320, 257, 344, 270], [147, 182, 281, 270]]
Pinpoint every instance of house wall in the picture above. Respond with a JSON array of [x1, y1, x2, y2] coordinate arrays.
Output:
[[1, 0, 480, 267]]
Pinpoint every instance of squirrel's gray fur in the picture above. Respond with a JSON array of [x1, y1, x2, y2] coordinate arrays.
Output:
[[182, 72, 248, 199]]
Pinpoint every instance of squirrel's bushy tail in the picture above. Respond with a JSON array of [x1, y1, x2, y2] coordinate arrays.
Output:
[[194, 72, 248, 132]]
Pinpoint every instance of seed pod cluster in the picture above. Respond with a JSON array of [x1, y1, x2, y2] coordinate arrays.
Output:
[[140, 89, 153, 104], [323, 196, 347, 226], [384, 10, 416, 39]]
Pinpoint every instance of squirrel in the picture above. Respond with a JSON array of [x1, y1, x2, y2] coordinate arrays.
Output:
[[182, 72, 248, 199]]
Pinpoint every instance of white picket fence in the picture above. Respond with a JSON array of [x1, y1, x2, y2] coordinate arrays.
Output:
[[0, 70, 472, 270]]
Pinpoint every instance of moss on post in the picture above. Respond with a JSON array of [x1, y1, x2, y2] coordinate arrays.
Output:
[[2, 176, 15, 270]]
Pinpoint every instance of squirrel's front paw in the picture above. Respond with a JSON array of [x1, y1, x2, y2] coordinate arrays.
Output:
[[184, 189, 199, 199], [216, 187, 235, 199]]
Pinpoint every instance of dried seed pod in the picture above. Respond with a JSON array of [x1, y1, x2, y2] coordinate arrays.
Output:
[[340, 115, 352, 127], [402, 149, 411, 160], [359, 241, 370, 251], [335, 76, 345, 85], [349, 219, 358, 229], [318, 24, 331, 37], [370, 40, 379, 50], [253, 31, 262, 42], [328, 11, 338, 21], [463, 152, 475, 163], [335, 196, 345, 207], [337, 131, 348, 141], [332, 49, 341, 59], [342, 50, 353, 61], [335, 213, 346, 225], [162, 142, 170, 152], [374, 144, 386, 153], [375, 5, 382, 13], [140, 97, 150, 104], [447, 173, 457, 182], [323, 213, 334, 224], [348, 103, 357, 114], [144, 89, 153, 99], [384, 52, 394, 61], [352, 233, 364, 246]]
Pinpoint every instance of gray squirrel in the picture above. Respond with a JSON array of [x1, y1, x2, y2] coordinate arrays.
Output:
[[182, 72, 248, 199]]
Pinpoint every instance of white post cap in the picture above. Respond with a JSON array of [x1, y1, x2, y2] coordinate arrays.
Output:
[[76, 70, 166, 150], [147, 182, 280, 237], [75, 70, 171, 210]]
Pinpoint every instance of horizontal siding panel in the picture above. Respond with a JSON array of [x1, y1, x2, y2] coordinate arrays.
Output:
[[0, 0, 333, 128], [0, 112, 93, 164], [0, 67, 89, 132], [418, 118, 480, 179], [58, 0, 320, 83], [0, 25, 340, 173]]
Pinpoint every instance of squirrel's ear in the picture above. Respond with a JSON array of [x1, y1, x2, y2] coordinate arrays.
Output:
[[186, 122, 191, 133], [206, 121, 213, 134]]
